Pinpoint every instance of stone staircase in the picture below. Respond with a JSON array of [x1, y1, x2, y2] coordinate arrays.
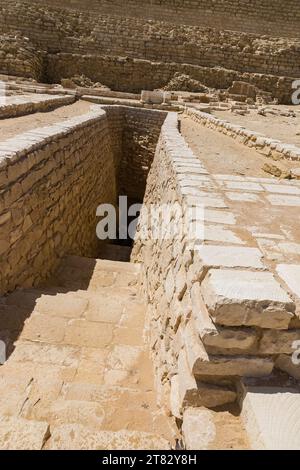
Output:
[[0, 256, 175, 450]]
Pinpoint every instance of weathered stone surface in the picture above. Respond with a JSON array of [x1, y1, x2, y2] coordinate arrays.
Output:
[[184, 320, 273, 377], [0, 416, 49, 450], [275, 354, 300, 380], [241, 386, 300, 450], [170, 375, 181, 419], [47, 425, 170, 450], [178, 349, 236, 409], [198, 245, 265, 269], [35, 293, 89, 318], [20, 314, 68, 344], [64, 320, 114, 348], [277, 264, 300, 298], [260, 329, 300, 354], [201, 269, 295, 329], [182, 408, 216, 450], [191, 283, 257, 353]]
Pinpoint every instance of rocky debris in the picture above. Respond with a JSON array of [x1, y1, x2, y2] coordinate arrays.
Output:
[[164, 73, 209, 93], [228, 81, 257, 100], [262, 163, 291, 179], [258, 107, 296, 117], [61, 75, 110, 90]]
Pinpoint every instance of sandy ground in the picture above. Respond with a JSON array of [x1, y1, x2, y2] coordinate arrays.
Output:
[[214, 105, 300, 146], [0, 100, 92, 142], [180, 114, 300, 178]]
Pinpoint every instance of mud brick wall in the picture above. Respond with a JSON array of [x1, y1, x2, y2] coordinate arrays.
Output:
[[29, 0, 300, 39], [132, 112, 298, 416]]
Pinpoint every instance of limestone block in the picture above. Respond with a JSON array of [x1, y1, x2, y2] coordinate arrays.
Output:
[[275, 354, 300, 380], [201, 269, 295, 329], [141, 90, 164, 105], [182, 408, 216, 450], [170, 375, 181, 419], [276, 264, 300, 299], [178, 349, 236, 410], [191, 282, 257, 353], [198, 245, 265, 269], [47, 425, 169, 450], [183, 320, 273, 377], [259, 329, 300, 354], [0, 416, 49, 450], [240, 386, 300, 450], [35, 293, 89, 319]]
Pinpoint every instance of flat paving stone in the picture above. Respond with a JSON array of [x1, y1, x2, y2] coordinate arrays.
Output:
[[277, 264, 300, 298]]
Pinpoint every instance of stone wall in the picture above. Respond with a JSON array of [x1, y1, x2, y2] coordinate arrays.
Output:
[[132, 112, 298, 416], [46, 54, 296, 104], [28, 0, 300, 38], [0, 94, 75, 119], [0, 34, 43, 81], [0, 1, 299, 102], [120, 108, 167, 202], [0, 107, 117, 294], [0, 104, 166, 294], [185, 108, 300, 162], [3, 3, 300, 77], [1, 2, 300, 78]]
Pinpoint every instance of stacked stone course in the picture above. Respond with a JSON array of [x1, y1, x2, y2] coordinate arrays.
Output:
[[132, 113, 300, 415], [29, 0, 300, 39], [0, 1, 299, 102], [0, 104, 166, 295]]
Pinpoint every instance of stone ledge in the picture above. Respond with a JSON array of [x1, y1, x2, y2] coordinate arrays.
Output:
[[186, 108, 300, 162], [0, 94, 75, 119]]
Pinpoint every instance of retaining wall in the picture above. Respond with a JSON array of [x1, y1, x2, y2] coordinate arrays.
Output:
[[0, 104, 166, 294], [132, 113, 299, 415], [27, 0, 300, 38], [185, 108, 300, 162]]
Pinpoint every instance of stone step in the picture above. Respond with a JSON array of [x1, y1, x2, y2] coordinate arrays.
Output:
[[184, 320, 274, 378], [45, 424, 170, 450], [98, 244, 132, 262], [175, 349, 237, 411], [182, 407, 249, 450], [191, 283, 257, 355], [50, 256, 140, 291], [0, 415, 50, 450], [239, 384, 300, 450], [201, 269, 295, 329]]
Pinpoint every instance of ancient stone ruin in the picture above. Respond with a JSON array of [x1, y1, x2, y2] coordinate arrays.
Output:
[[0, 0, 300, 451]]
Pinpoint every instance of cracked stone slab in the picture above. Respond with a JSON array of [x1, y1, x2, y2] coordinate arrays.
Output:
[[201, 269, 295, 329], [0, 416, 50, 450]]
